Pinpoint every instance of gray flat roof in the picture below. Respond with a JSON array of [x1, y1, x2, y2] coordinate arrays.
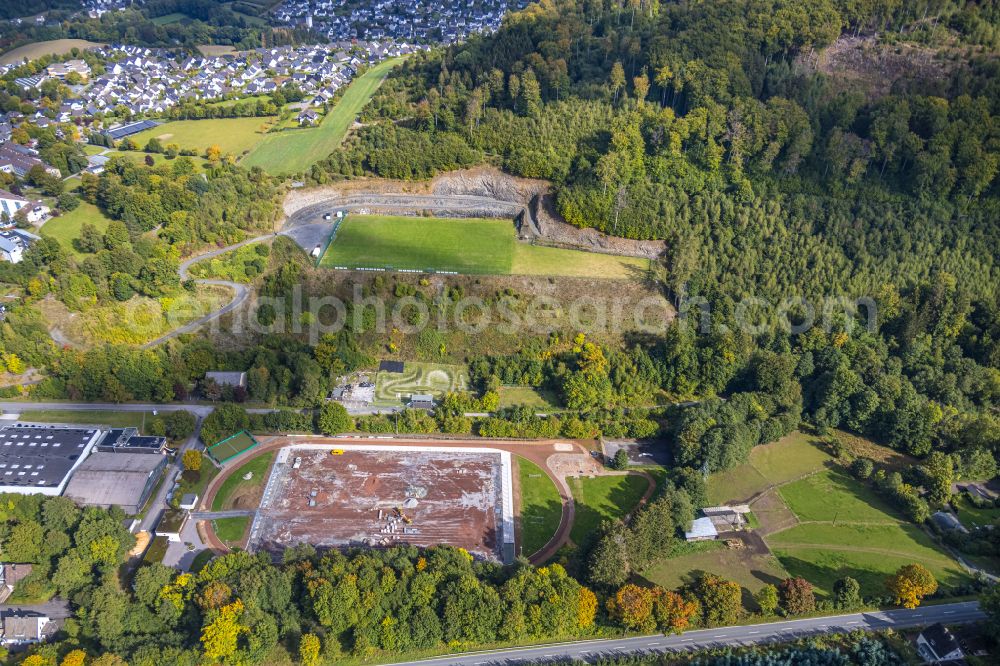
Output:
[[0, 424, 102, 490], [63, 452, 165, 511]]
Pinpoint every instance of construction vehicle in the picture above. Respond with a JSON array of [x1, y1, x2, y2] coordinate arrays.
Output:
[[330, 449, 344, 456], [394, 507, 412, 524]]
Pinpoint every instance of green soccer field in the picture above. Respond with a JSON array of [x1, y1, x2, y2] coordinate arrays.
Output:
[[321, 215, 515, 274], [320, 214, 651, 277], [241, 57, 401, 174]]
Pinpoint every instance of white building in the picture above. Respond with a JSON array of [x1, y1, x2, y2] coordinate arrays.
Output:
[[0, 189, 28, 223]]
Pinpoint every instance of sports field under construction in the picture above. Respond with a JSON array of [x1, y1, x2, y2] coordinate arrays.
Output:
[[247, 444, 515, 563]]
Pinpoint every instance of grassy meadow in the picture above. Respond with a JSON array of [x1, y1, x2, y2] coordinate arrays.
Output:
[[129, 117, 275, 157], [39, 202, 112, 257], [0, 39, 103, 65], [241, 57, 401, 173]]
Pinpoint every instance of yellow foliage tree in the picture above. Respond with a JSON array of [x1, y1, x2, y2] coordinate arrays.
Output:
[[60, 650, 87, 666], [577, 586, 598, 628], [201, 599, 247, 661], [205, 145, 222, 162], [886, 563, 938, 609], [299, 633, 321, 666]]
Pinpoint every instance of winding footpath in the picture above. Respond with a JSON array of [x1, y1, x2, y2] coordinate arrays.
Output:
[[141, 233, 275, 348]]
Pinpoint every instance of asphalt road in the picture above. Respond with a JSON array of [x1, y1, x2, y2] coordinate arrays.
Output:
[[391, 602, 985, 666]]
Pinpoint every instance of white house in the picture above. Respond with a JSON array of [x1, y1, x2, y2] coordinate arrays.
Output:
[[0, 189, 28, 223]]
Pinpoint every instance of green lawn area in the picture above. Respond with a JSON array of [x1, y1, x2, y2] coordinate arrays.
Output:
[[568, 474, 650, 545], [321, 214, 654, 278], [174, 465, 218, 510], [955, 495, 1000, 528], [12, 409, 154, 429], [707, 431, 832, 504], [191, 549, 215, 572], [150, 12, 188, 24], [128, 117, 275, 157], [644, 540, 789, 595], [212, 516, 249, 543], [499, 386, 559, 409], [39, 202, 111, 257], [212, 451, 274, 511], [778, 469, 903, 524], [516, 457, 562, 558], [241, 57, 401, 174], [512, 244, 650, 279], [0, 39, 104, 66], [104, 150, 210, 172], [83, 143, 106, 156], [770, 470, 970, 597]]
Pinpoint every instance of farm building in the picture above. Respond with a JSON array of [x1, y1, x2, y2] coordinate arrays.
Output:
[[0, 423, 104, 496], [702, 505, 751, 532], [63, 452, 168, 514]]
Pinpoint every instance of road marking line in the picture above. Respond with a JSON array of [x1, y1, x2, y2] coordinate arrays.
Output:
[[944, 611, 955, 614], [747, 631, 759, 635], [713, 635, 725, 638]]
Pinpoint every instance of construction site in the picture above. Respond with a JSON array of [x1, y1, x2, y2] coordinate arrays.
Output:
[[246, 444, 515, 563]]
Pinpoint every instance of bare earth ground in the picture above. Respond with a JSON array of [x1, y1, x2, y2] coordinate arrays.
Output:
[[251, 448, 503, 559], [798, 34, 963, 98]]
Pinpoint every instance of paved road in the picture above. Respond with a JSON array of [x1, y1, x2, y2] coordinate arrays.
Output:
[[391, 602, 985, 666], [0, 599, 72, 619]]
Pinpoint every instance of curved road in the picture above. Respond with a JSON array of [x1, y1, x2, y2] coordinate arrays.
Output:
[[141, 233, 275, 348]]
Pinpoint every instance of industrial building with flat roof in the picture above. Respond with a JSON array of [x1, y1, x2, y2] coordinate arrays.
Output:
[[0, 424, 104, 496], [63, 452, 168, 515]]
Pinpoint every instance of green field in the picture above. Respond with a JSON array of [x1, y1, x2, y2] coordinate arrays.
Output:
[[212, 451, 275, 511], [956, 495, 1000, 528], [10, 409, 153, 429], [241, 57, 401, 174], [212, 516, 249, 543], [40, 203, 112, 257], [778, 469, 904, 524], [207, 430, 259, 462], [516, 457, 563, 557], [375, 362, 468, 405], [129, 117, 274, 157], [771, 470, 969, 596], [644, 541, 789, 595], [0, 39, 103, 66], [568, 474, 650, 545], [105, 150, 210, 172], [151, 12, 189, 24], [499, 386, 559, 409], [707, 431, 832, 505], [320, 215, 651, 277]]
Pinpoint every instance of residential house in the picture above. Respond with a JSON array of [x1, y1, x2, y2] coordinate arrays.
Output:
[[0, 612, 51, 646], [915, 623, 964, 663]]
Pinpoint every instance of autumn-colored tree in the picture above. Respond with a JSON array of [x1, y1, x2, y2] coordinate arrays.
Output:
[[299, 633, 321, 666], [196, 580, 233, 610], [779, 577, 816, 615], [651, 588, 699, 634], [754, 584, 779, 615], [886, 564, 937, 609], [201, 599, 247, 660], [205, 145, 222, 162], [60, 651, 87, 666], [577, 586, 598, 628], [694, 574, 743, 626], [606, 583, 655, 631], [91, 655, 128, 666], [22, 656, 51, 666], [182, 449, 203, 472]]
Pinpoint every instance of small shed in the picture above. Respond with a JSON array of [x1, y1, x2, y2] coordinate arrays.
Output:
[[179, 493, 198, 511]]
